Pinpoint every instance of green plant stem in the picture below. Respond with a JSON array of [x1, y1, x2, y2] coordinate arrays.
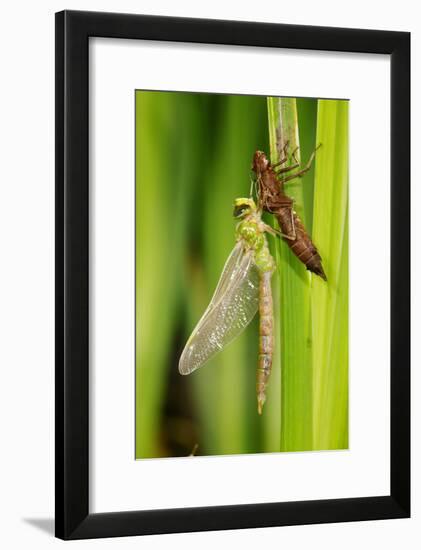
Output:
[[267, 97, 313, 451], [311, 99, 349, 450]]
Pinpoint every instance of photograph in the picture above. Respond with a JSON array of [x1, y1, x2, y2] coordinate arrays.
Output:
[[135, 90, 349, 459], [0, 0, 412, 545]]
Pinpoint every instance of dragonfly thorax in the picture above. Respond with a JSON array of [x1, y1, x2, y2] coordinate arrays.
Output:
[[236, 219, 264, 249], [236, 219, 274, 274]]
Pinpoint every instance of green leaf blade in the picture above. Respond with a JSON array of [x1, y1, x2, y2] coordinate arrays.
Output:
[[267, 97, 313, 452], [312, 99, 349, 450]]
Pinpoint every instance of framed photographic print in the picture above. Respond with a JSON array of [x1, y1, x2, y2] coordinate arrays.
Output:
[[55, 10, 410, 540]]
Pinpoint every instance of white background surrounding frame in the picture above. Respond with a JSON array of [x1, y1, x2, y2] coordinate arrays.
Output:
[[90, 38, 390, 513], [2, 1, 419, 549]]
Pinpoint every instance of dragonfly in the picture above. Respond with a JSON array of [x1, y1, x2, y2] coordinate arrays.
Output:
[[179, 197, 284, 414]]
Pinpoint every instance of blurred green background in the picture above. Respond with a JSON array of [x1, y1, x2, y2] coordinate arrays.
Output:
[[135, 90, 348, 459]]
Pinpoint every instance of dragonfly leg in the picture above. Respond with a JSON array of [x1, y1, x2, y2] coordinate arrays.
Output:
[[263, 214, 296, 241], [291, 146, 300, 164], [280, 143, 322, 184], [273, 145, 300, 173], [271, 156, 287, 169], [274, 161, 300, 175], [271, 140, 290, 168]]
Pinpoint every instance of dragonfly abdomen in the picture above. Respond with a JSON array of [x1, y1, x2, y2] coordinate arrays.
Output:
[[252, 149, 327, 281], [257, 270, 273, 415], [277, 207, 327, 281]]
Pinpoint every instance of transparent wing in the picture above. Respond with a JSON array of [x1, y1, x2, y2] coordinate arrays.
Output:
[[198, 241, 244, 323], [179, 245, 259, 375]]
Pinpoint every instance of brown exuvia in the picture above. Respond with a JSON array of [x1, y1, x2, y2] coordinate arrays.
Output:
[[252, 148, 327, 281]]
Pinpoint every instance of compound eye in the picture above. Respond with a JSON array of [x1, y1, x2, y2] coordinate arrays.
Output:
[[233, 204, 247, 218]]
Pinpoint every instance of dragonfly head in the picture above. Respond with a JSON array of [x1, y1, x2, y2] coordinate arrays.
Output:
[[252, 150, 270, 174], [233, 197, 256, 218]]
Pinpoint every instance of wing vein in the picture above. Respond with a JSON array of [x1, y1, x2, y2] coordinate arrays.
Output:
[[179, 241, 259, 375]]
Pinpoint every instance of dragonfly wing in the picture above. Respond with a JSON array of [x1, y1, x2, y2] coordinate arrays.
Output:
[[179, 247, 259, 375], [197, 241, 244, 325]]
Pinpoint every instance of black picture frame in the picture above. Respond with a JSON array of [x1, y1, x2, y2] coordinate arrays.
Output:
[[55, 9, 410, 540]]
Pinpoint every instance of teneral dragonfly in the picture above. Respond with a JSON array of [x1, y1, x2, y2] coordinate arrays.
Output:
[[179, 197, 279, 414]]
